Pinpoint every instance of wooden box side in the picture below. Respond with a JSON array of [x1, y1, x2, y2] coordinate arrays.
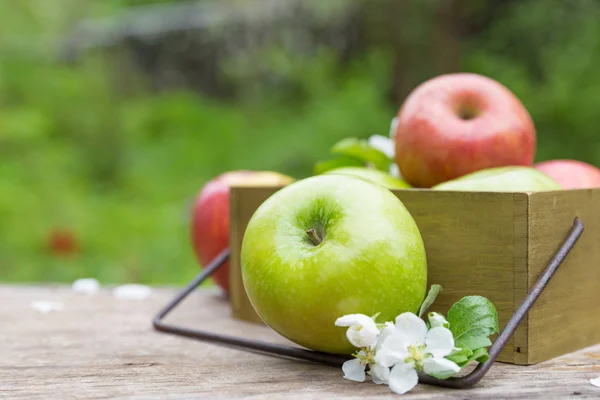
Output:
[[392, 190, 528, 364], [229, 186, 281, 323], [526, 189, 600, 364], [229, 187, 527, 364]]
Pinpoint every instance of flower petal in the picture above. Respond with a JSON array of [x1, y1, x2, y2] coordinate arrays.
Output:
[[335, 313, 372, 327], [375, 331, 410, 367], [395, 312, 427, 345], [375, 322, 396, 352], [335, 313, 379, 348], [369, 364, 390, 385], [342, 359, 366, 382], [422, 357, 461, 379], [425, 327, 455, 358], [427, 312, 450, 329], [388, 362, 419, 395], [590, 376, 600, 388], [368, 135, 395, 158]]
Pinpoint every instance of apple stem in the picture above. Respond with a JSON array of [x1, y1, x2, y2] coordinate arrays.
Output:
[[306, 228, 323, 246]]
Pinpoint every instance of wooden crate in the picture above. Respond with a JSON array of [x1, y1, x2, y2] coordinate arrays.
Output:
[[228, 186, 600, 365]]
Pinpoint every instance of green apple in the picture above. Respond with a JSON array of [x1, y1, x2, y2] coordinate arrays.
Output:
[[240, 174, 427, 354], [324, 167, 411, 190], [432, 166, 562, 192]]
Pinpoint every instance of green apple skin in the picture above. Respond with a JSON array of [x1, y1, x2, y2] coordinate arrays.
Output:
[[241, 174, 427, 354], [432, 166, 562, 192], [324, 167, 412, 190]]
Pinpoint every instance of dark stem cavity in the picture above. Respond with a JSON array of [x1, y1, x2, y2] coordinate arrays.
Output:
[[306, 228, 323, 246], [456, 103, 480, 120]]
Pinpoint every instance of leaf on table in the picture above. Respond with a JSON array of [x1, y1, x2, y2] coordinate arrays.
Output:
[[331, 138, 392, 172], [447, 296, 499, 351], [418, 284, 442, 317]]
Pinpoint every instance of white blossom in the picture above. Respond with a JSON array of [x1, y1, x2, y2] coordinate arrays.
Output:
[[335, 313, 380, 349], [375, 313, 460, 395], [428, 312, 450, 329], [342, 352, 368, 382]]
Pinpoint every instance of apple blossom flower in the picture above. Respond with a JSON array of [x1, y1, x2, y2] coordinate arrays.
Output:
[[428, 312, 450, 329], [335, 313, 380, 349], [341, 350, 369, 382], [374, 312, 461, 395]]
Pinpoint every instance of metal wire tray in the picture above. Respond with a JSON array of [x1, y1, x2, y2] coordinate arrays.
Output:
[[152, 217, 584, 389]]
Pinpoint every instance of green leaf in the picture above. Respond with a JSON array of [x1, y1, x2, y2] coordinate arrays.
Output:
[[418, 284, 442, 317], [446, 347, 473, 365], [313, 156, 364, 175], [330, 138, 392, 171], [446, 347, 489, 368], [466, 347, 490, 365], [446, 296, 499, 351]]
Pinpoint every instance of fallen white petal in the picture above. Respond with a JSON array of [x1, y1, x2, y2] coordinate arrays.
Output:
[[113, 284, 152, 300], [395, 312, 427, 345], [388, 362, 419, 395], [342, 358, 366, 382], [425, 327, 455, 358], [72, 278, 100, 295], [591, 376, 600, 388], [31, 301, 64, 314]]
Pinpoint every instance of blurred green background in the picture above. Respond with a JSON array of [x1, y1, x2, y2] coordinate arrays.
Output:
[[2, 0, 600, 285]]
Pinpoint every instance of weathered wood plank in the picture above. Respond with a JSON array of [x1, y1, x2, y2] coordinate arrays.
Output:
[[527, 189, 600, 364], [1, 285, 599, 399]]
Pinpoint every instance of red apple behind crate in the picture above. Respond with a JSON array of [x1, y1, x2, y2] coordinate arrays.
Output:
[[190, 170, 294, 293]]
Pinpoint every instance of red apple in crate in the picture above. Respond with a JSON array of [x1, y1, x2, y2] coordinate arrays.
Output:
[[393, 73, 536, 187], [190, 170, 294, 293], [534, 159, 600, 189]]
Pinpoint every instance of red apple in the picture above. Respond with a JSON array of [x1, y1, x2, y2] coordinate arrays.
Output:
[[190, 170, 294, 293], [534, 159, 600, 189], [393, 73, 536, 187]]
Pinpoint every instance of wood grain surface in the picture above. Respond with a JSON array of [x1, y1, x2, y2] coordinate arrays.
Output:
[[526, 189, 600, 364], [2, 285, 599, 399]]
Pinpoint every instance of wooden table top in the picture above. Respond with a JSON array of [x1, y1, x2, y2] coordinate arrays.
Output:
[[2, 284, 599, 399]]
